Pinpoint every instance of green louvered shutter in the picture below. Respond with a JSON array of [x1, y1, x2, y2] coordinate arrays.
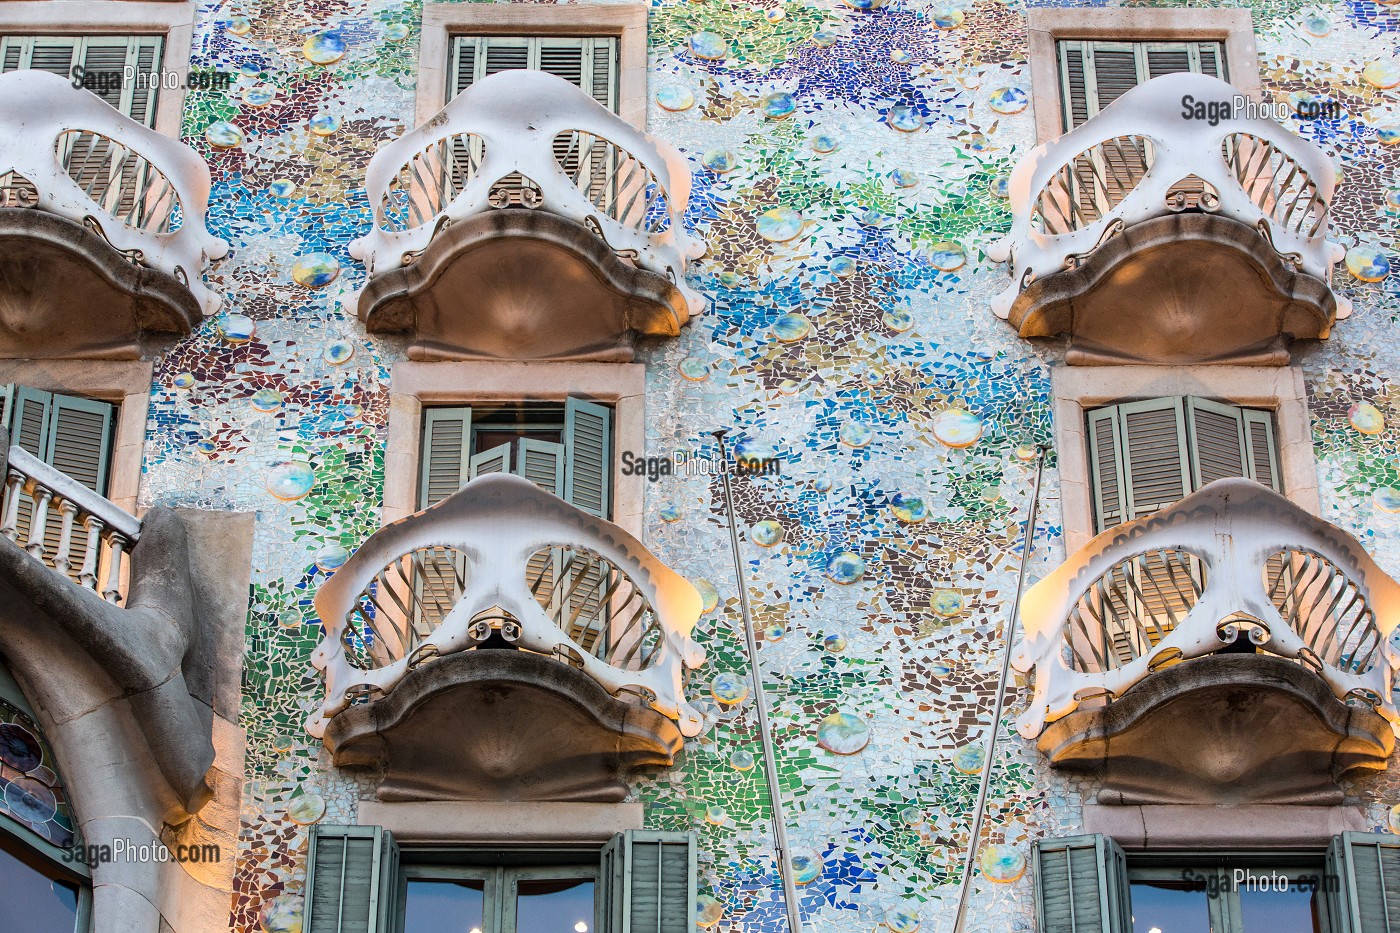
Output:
[[1058, 39, 1228, 128], [517, 439, 566, 497], [1184, 397, 1248, 490], [1117, 397, 1191, 521], [305, 825, 400, 933], [0, 36, 163, 126], [1033, 835, 1131, 933], [419, 407, 472, 509], [564, 397, 612, 519], [1086, 407, 1127, 534], [1327, 832, 1400, 932], [449, 36, 617, 109], [1242, 408, 1281, 492], [469, 443, 511, 479], [600, 831, 696, 933]]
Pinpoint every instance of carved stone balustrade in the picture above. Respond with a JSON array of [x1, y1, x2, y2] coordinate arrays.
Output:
[[0, 70, 228, 358], [308, 473, 707, 802], [1013, 479, 1398, 804], [349, 70, 705, 362], [988, 73, 1348, 365]]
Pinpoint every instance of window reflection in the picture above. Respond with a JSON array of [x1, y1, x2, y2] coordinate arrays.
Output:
[[1130, 879, 1211, 933], [404, 878, 486, 933], [0, 841, 79, 933], [516, 878, 595, 933], [1237, 884, 1324, 932]]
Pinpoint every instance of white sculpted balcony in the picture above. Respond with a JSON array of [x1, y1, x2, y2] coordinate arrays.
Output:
[[988, 73, 1348, 365], [0, 70, 228, 358], [307, 474, 707, 801], [1013, 479, 1397, 804], [349, 70, 706, 362]]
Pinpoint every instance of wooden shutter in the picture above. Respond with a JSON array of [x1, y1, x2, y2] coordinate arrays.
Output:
[[1033, 835, 1131, 933], [1058, 39, 1229, 129], [1086, 407, 1127, 533], [1242, 409, 1281, 492], [1116, 398, 1190, 521], [305, 825, 400, 933], [419, 407, 472, 509], [599, 831, 696, 933], [468, 443, 512, 479], [0, 36, 163, 126], [564, 397, 612, 518], [450, 36, 616, 109], [517, 439, 566, 497], [1327, 832, 1400, 933], [1185, 397, 1248, 490]]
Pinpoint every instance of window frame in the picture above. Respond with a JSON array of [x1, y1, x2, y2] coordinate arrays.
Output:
[[397, 847, 602, 933], [418, 3, 648, 130], [385, 362, 645, 538], [1126, 850, 1333, 933], [1026, 8, 1262, 144], [1052, 365, 1319, 552], [0, 2, 196, 141]]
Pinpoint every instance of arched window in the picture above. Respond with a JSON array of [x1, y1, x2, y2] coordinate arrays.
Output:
[[0, 657, 90, 932]]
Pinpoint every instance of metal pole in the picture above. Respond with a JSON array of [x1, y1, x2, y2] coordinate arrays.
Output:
[[712, 429, 805, 933], [951, 444, 1049, 933]]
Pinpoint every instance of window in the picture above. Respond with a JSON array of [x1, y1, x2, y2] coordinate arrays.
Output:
[[1034, 833, 1400, 932], [0, 35, 163, 125], [304, 826, 695, 933], [0, 658, 89, 933], [1057, 39, 1225, 129], [450, 36, 616, 111], [1087, 396, 1279, 533], [420, 398, 613, 518]]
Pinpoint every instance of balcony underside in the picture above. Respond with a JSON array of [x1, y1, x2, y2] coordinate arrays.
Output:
[[1007, 213, 1337, 366], [1038, 654, 1392, 806], [323, 648, 683, 803], [0, 208, 202, 359], [357, 209, 688, 362]]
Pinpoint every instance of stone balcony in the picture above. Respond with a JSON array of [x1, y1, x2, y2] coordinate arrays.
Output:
[[348, 69, 705, 362], [308, 473, 707, 802], [1013, 479, 1398, 805], [0, 70, 228, 359], [988, 73, 1347, 366]]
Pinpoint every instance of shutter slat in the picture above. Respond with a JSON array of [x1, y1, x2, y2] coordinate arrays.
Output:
[[1033, 835, 1130, 933], [1087, 407, 1125, 532], [1243, 409, 1281, 492], [600, 831, 695, 933], [1328, 832, 1400, 933], [469, 443, 511, 479], [1186, 397, 1248, 489], [1119, 399, 1190, 518]]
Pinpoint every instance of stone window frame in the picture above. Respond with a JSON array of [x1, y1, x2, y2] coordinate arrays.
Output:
[[1026, 8, 1263, 144], [1053, 365, 1319, 553], [358, 799, 642, 845], [0, 360, 152, 519], [417, 2, 649, 130], [383, 361, 646, 538], [0, 1, 197, 141]]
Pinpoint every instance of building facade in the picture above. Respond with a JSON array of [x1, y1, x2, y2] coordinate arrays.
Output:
[[0, 0, 1398, 931]]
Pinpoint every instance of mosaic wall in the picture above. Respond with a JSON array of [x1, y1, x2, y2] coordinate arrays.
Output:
[[101, 0, 1400, 929]]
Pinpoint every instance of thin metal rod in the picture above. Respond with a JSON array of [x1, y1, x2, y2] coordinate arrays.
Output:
[[712, 429, 804, 933], [952, 444, 1050, 933]]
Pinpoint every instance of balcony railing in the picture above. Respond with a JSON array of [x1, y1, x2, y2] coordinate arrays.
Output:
[[0, 70, 228, 315], [988, 72, 1349, 322], [307, 473, 707, 739], [1012, 479, 1400, 739], [0, 445, 140, 604], [349, 69, 705, 315]]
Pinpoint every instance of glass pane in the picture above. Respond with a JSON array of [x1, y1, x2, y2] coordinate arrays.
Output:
[[0, 842, 79, 933], [1130, 879, 1211, 933], [516, 877, 595, 933], [1239, 879, 1325, 932], [405, 878, 486, 933]]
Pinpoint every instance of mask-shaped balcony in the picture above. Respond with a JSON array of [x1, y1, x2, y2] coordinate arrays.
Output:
[[349, 70, 705, 362], [1013, 479, 1398, 806], [308, 473, 707, 803], [0, 70, 228, 360], [989, 73, 1347, 366]]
